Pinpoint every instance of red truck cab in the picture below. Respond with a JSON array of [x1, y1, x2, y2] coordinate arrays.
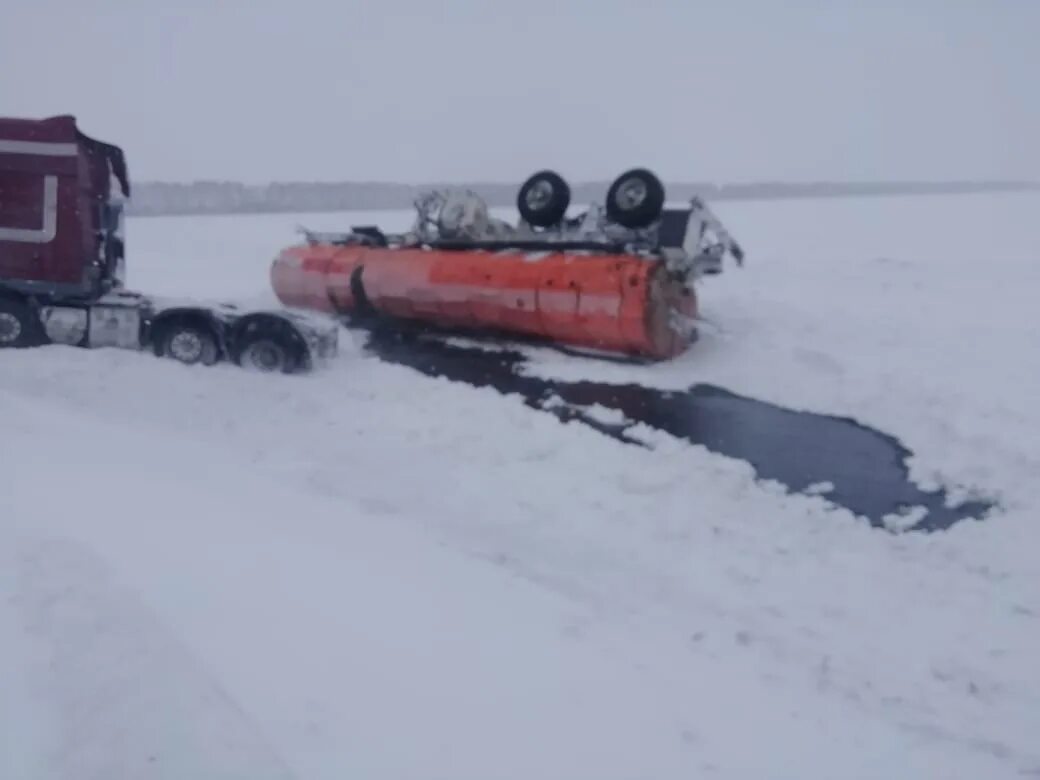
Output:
[[0, 114, 129, 300]]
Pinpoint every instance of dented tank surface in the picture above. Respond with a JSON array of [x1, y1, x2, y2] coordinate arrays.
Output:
[[362, 325, 997, 533], [270, 243, 698, 360]]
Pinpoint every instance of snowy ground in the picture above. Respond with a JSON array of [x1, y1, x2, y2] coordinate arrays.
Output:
[[2, 192, 1038, 779]]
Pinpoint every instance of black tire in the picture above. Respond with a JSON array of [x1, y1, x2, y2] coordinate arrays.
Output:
[[605, 168, 666, 228], [157, 322, 220, 366], [235, 335, 299, 374], [0, 297, 47, 349], [517, 170, 571, 227]]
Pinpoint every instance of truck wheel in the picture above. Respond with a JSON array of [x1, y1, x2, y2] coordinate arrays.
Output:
[[0, 298, 47, 349], [158, 323, 220, 366], [236, 336, 299, 374], [517, 170, 570, 227], [606, 168, 665, 228]]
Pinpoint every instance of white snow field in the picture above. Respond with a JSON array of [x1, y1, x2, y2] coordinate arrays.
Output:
[[2, 192, 1039, 779]]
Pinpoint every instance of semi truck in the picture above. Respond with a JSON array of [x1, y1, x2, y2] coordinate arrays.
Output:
[[0, 114, 337, 373]]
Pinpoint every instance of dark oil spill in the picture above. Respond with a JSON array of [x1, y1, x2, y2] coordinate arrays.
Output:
[[361, 325, 996, 532]]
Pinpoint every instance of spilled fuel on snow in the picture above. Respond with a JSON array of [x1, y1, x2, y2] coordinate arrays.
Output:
[[363, 325, 997, 533]]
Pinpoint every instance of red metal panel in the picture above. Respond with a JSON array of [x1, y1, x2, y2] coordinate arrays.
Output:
[[0, 171, 44, 230], [0, 171, 86, 287], [0, 115, 100, 290]]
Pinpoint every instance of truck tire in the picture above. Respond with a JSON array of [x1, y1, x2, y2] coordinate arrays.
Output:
[[157, 322, 220, 366], [517, 170, 571, 227], [606, 168, 665, 229], [0, 297, 47, 349], [236, 335, 300, 374], [231, 313, 309, 374]]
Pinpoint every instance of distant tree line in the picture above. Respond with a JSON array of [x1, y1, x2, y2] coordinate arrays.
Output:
[[121, 179, 1040, 217]]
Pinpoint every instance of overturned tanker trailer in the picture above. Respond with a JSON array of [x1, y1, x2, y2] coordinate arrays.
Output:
[[270, 168, 744, 360]]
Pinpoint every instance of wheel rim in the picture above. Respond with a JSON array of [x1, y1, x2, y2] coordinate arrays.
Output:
[[0, 312, 23, 345], [243, 341, 284, 372], [168, 331, 204, 363], [615, 177, 648, 210], [524, 180, 554, 211]]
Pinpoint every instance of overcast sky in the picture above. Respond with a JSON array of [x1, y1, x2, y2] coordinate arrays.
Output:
[[3, 0, 1037, 184]]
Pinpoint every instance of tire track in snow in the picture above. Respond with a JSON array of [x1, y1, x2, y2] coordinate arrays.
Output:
[[2, 535, 298, 780]]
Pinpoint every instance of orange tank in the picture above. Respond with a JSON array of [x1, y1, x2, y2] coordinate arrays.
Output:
[[270, 243, 698, 359]]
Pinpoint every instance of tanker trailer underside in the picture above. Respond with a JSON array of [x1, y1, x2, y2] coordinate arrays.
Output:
[[271, 169, 745, 361]]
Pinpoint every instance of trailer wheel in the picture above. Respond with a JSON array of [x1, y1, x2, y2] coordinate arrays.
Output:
[[517, 170, 571, 227], [0, 298, 47, 349], [606, 168, 665, 228], [157, 322, 220, 366], [236, 336, 299, 374]]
